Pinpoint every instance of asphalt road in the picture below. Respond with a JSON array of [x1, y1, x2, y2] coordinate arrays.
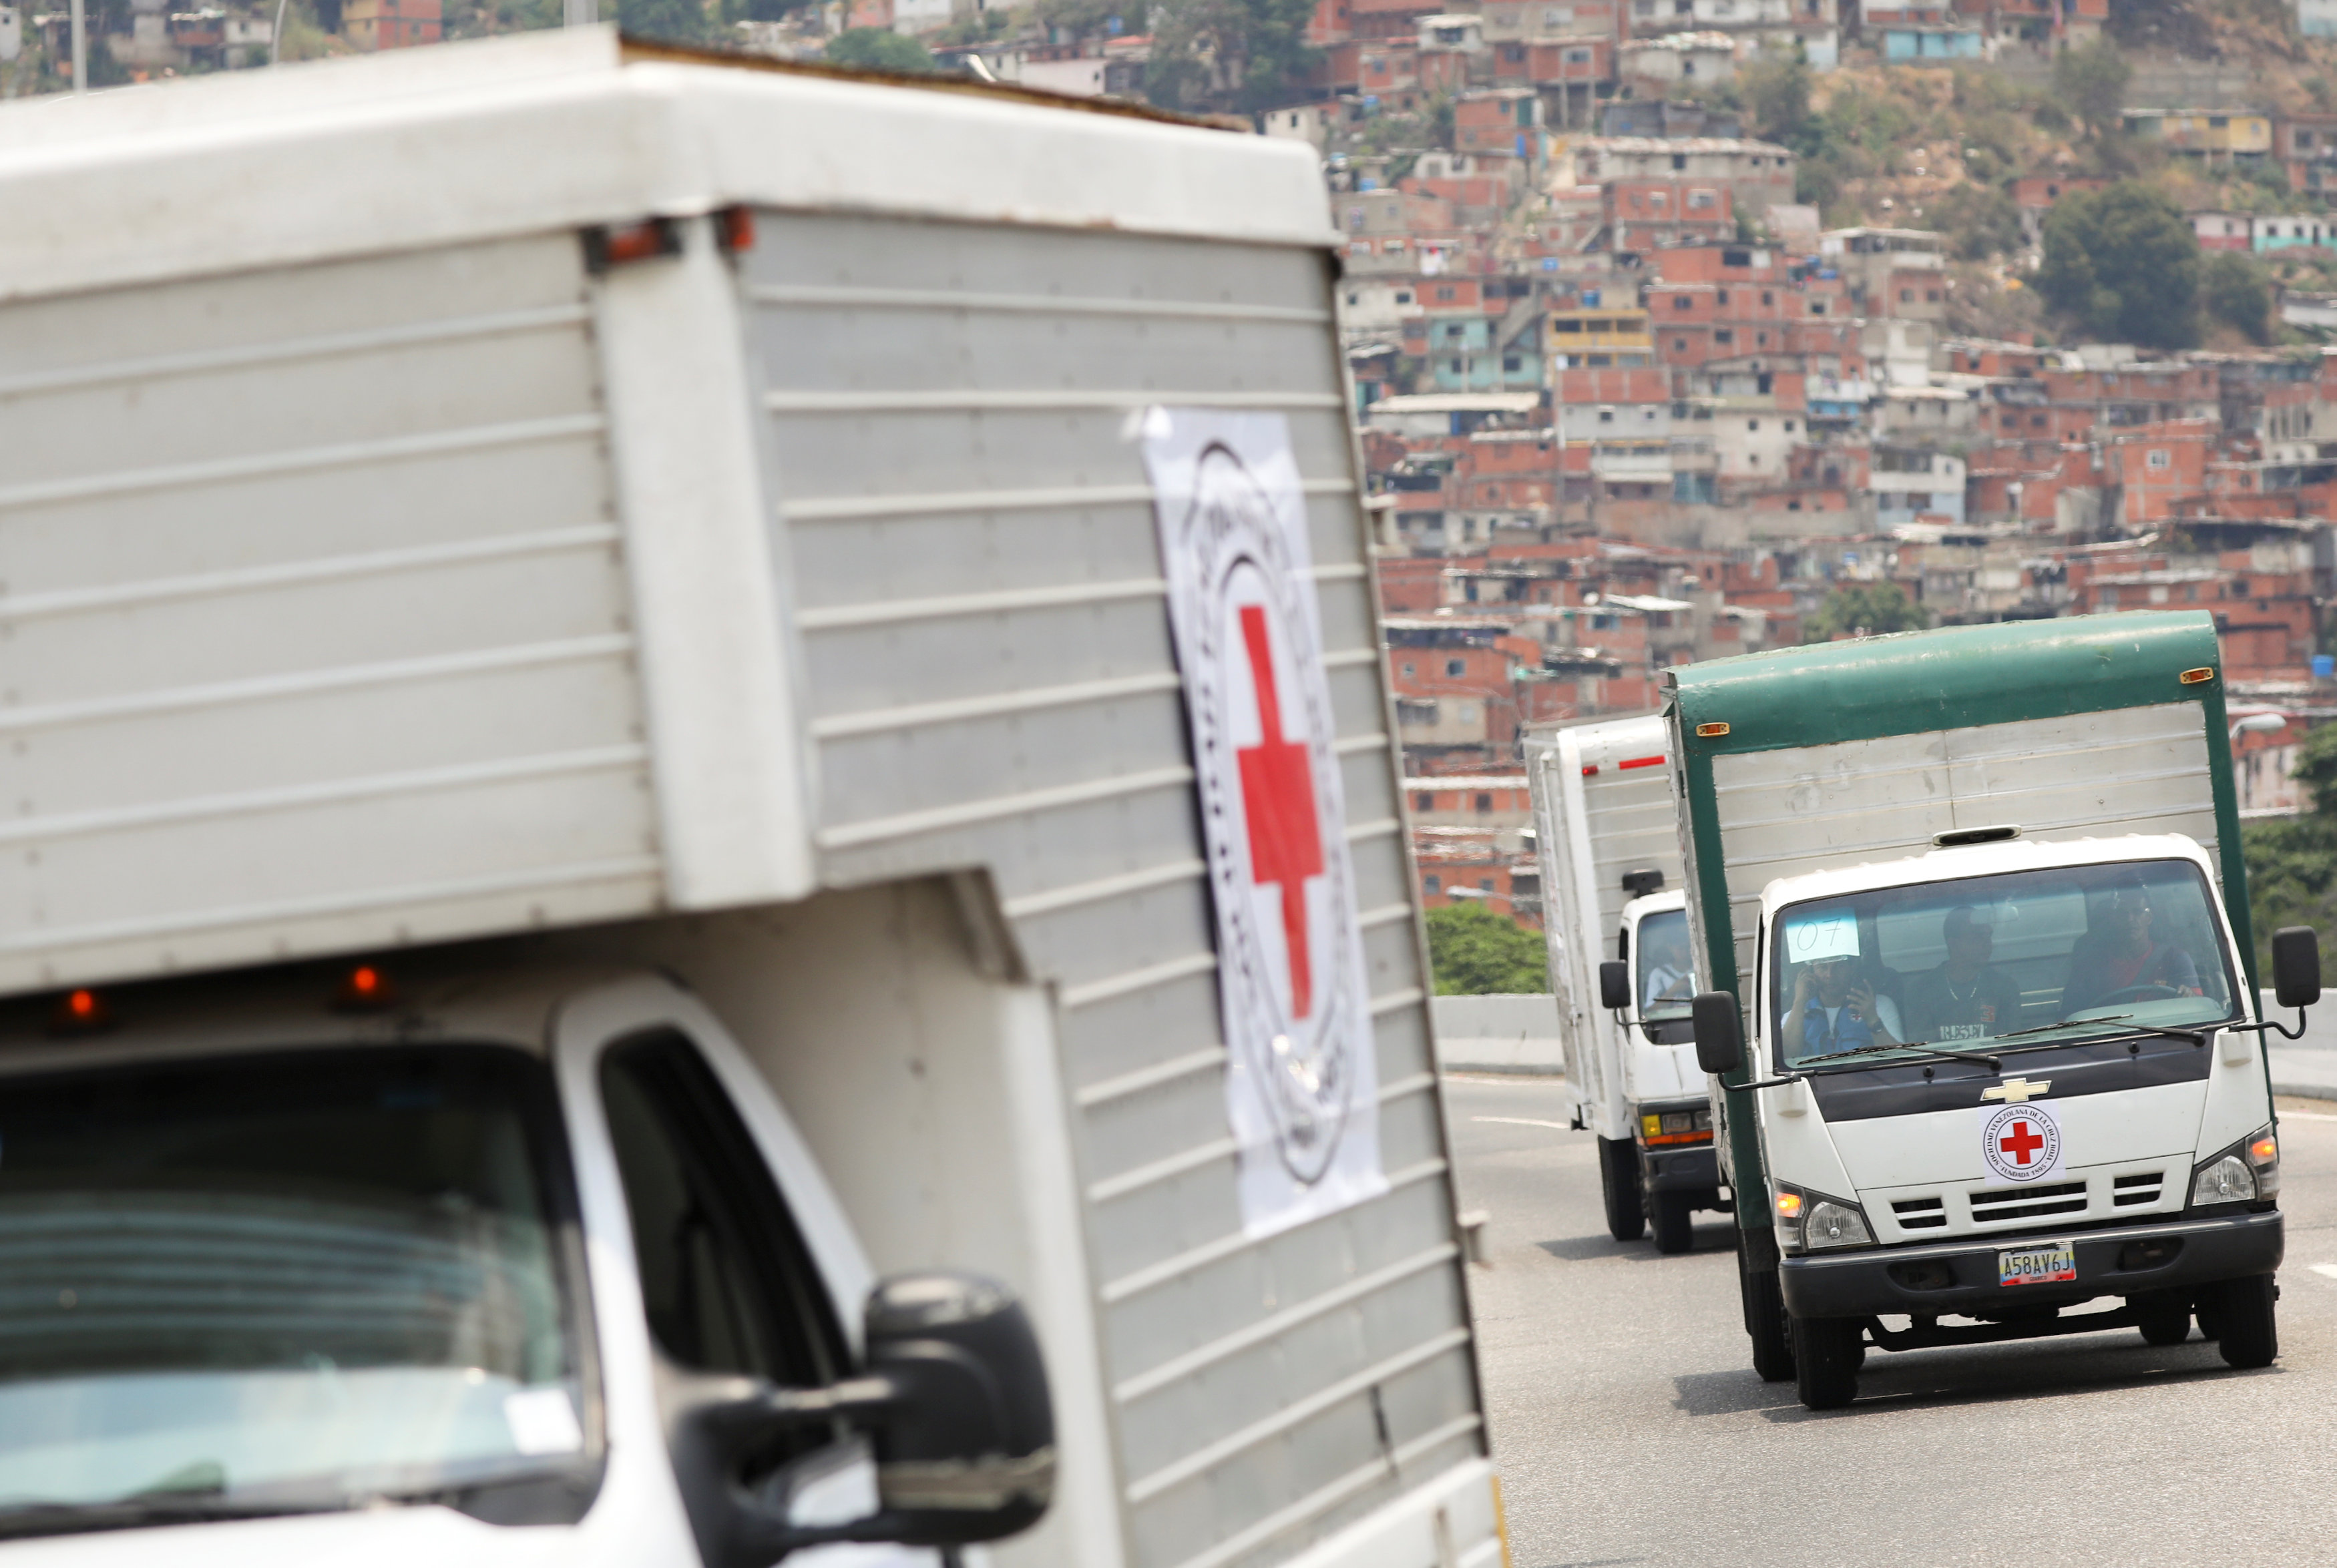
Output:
[[1448, 1075, 2337, 1568]]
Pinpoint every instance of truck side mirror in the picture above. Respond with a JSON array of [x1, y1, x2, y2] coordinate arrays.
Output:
[[2274, 926, 2322, 1011], [667, 1272, 1054, 1567], [1691, 991, 1743, 1076], [857, 1272, 1054, 1543], [1599, 960, 1631, 1011]]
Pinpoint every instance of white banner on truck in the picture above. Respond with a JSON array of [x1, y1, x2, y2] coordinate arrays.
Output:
[[1141, 407, 1388, 1238]]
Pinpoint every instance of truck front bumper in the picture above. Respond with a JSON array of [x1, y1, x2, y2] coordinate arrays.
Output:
[[1640, 1143, 1719, 1192], [1778, 1209, 2284, 1320]]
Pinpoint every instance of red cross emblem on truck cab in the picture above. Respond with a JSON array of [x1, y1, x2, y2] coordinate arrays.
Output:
[[1999, 1118, 2046, 1167], [1981, 1102, 2061, 1183], [1236, 605, 1324, 1018]]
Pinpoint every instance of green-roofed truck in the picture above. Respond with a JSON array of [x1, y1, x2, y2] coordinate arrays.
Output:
[[1662, 611, 2323, 1410]]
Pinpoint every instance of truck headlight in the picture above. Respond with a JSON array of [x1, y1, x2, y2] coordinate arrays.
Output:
[[2189, 1154, 2257, 1206], [1804, 1199, 1874, 1250], [1773, 1184, 1874, 1253]]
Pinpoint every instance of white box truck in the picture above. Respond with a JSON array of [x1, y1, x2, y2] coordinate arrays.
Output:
[[1524, 717, 1717, 1253], [1665, 614, 2320, 1410], [0, 33, 1504, 1567]]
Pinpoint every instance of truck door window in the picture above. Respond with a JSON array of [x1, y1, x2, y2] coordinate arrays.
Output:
[[599, 1031, 845, 1393], [0, 1045, 597, 1537], [1635, 908, 1697, 1018]]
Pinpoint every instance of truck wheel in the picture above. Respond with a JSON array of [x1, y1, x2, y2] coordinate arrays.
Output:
[[1599, 1137, 1645, 1242], [1738, 1240, 1795, 1382], [1651, 1190, 1695, 1254], [2208, 1276, 2279, 1369], [1791, 1316, 1862, 1410], [2134, 1292, 2190, 1346]]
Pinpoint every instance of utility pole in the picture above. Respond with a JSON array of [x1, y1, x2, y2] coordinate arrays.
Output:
[[564, 0, 596, 23], [70, 0, 83, 91]]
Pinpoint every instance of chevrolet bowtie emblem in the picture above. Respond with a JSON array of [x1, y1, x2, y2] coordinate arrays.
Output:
[[1982, 1078, 2052, 1103]]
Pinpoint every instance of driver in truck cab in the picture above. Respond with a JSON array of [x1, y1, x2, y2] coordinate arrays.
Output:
[[1781, 953, 1904, 1056], [1639, 921, 1696, 1012], [1902, 906, 2024, 1044], [2063, 881, 2204, 1015]]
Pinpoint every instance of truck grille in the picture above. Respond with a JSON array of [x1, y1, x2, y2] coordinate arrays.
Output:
[[1968, 1181, 2089, 1224], [2113, 1172, 2163, 1208], [1891, 1196, 1948, 1230]]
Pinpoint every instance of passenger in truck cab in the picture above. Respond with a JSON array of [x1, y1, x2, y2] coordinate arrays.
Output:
[[2061, 881, 2203, 1015], [1903, 906, 2025, 1043], [1783, 953, 1904, 1057]]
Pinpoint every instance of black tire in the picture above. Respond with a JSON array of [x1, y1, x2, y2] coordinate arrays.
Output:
[[1599, 1137, 1645, 1242], [1738, 1238, 1795, 1382], [2208, 1275, 2279, 1369], [2135, 1293, 2191, 1346], [1652, 1189, 1695, 1254], [1791, 1315, 1863, 1410]]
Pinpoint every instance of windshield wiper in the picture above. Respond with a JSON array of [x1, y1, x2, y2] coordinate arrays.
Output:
[[1990, 1014, 2211, 1047], [1805, 1040, 2002, 1071], [0, 1494, 347, 1541]]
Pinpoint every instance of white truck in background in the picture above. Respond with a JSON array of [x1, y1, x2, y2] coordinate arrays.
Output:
[[0, 34, 1504, 1568], [1525, 717, 1719, 1253]]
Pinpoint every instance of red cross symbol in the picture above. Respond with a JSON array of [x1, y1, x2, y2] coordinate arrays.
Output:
[[1236, 604, 1324, 1019], [1999, 1118, 2046, 1166]]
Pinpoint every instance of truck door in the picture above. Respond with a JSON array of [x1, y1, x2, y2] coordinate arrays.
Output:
[[555, 978, 933, 1568]]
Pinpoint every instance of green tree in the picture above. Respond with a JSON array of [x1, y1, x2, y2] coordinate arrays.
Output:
[[2053, 37, 2131, 142], [2201, 251, 2273, 343], [2037, 181, 2201, 350], [1741, 54, 1811, 146], [619, 0, 712, 41], [1928, 184, 2023, 261], [1426, 903, 1549, 995], [823, 25, 940, 69], [2243, 722, 2337, 972], [1802, 582, 1929, 643], [1143, 0, 1317, 112]]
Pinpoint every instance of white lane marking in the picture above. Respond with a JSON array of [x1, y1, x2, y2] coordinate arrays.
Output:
[[1472, 1116, 1573, 1131], [2279, 1109, 2337, 1121], [1444, 1071, 1565, 1085], [2310, 1264, 2337, 1282]]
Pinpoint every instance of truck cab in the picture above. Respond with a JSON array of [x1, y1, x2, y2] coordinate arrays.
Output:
[[0, 938, 1056, 1565], [1597, 890, 1719, 1252], [1700, 832, 2304, 1409]]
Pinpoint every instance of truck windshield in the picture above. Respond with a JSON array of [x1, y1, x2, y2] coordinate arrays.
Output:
[[0, 1045, 590, 1537], [1768, 858, 2241, 1069], [1635, 908, 1698, 1021]]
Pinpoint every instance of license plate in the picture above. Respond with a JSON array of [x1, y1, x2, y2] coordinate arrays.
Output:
[[1998, 1242, 2077, 1286]]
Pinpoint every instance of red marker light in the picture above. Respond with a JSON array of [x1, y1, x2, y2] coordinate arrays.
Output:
[[584, 218, 681, 273], [47, 988, 114, 1037], [715, 205, 756, 254], [1581, 764, 1600, 776], [335, 963, 399, 1013]]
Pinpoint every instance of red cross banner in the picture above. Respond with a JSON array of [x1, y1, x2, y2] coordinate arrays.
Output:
[[1141, 408, 1388, 1239], [1979, 1101, 2066, 1185]]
